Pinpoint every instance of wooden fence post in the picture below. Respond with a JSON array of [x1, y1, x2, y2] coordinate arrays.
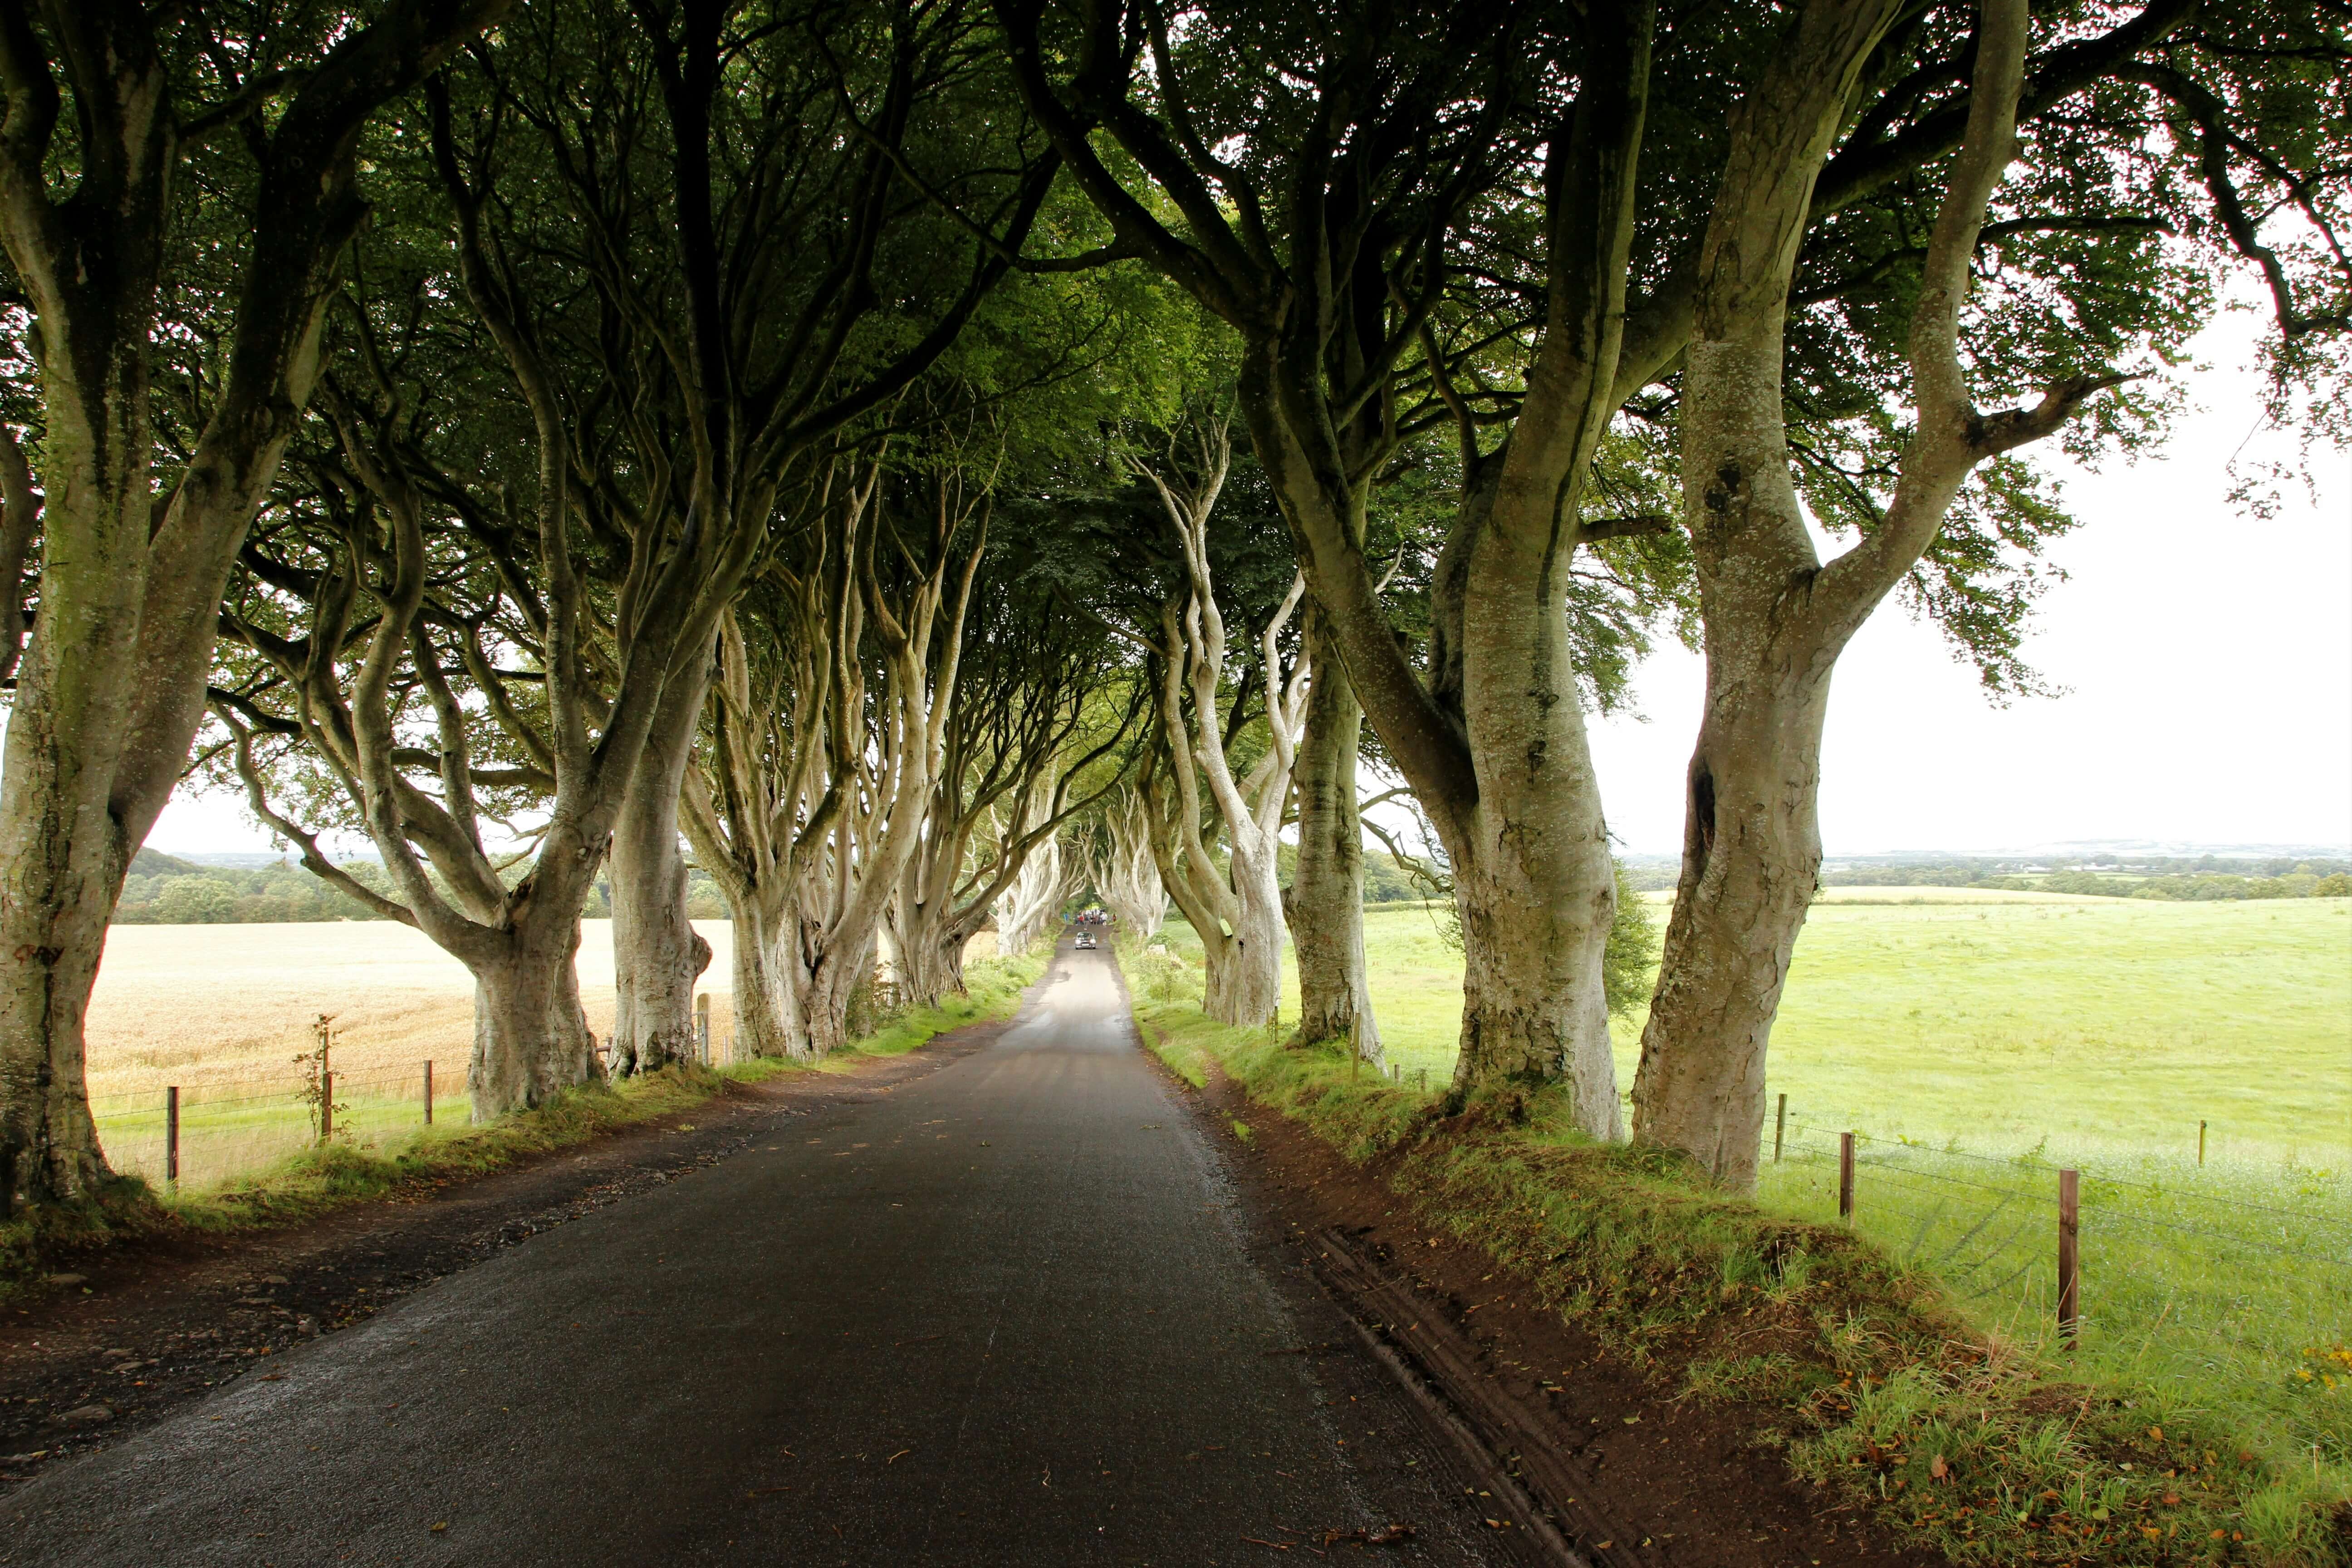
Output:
[[423, 1060, 434, 1126], [320, 1072, 333, 1144], [1838, 1132, 1855, 1224], [166, 1087, 179, 1187], [1774, 1093, 1787, 1163], [2057, 1167, 2080, 1340], [2197, 1120, 2206, 1167]]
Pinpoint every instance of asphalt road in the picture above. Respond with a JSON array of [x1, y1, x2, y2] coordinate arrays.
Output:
[[5, 940, 1531, 1567]]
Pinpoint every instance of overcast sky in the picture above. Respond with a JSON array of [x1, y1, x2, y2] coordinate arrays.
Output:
[[146, 308, 2350, 860]]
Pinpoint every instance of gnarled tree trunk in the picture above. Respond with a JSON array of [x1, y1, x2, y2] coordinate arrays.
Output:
[[467, 918, 598, 1119], [721, 882, 797, 1060], [1285, 603, 1378, 1058], [609, 666, 714, 1075], [993, 816, 1068, 956]]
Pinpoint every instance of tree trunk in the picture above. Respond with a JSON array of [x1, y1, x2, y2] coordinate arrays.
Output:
[[788, 927, 872, 1061], [1236, 381, 1624, 1138], [0, 804, 120, 1211], [1632, 661, 1829, 1189], [0, 481, 148, 1209], [1286, 606, 1378, 1058], [889, 892, 978, 1012], [467, 918, 598, 1119], [1202, 835, 1285, 1028], [995, 828, 1066, 955], [727, 886, 797, 1060], [1439, 481, 1624, 1136], [608, 671, 712, 1075]]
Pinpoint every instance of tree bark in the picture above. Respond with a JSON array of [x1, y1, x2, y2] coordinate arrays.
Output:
[[466, 917, 598, 1120], [608, 666, 714, 1075], [1284, 604, 1378, 1057], [721, 881, 797, 1060]]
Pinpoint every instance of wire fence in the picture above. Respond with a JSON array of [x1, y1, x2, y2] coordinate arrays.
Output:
[[1757, 1104, 2352, 1465], [92, 1006, 745, 1193]]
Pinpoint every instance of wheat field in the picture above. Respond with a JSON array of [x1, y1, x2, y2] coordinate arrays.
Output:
[[84, 920, 739, 1184]]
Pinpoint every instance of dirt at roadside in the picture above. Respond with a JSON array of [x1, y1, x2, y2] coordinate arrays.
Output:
[[0, 1021, 1006, 1492], [1184, 1060, 1951, 1568]]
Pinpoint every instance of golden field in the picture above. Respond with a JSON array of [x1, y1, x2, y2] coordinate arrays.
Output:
[[85, 920, 738, 1184]]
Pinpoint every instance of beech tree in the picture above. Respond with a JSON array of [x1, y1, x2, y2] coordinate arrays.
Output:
[[441, 0, 1063, 1078], [685, 461, 988, 1057], [0, 0, 510, 1205], [883, 588, 1135, 1006], [1627, 0, 2352, 1186], [1131, 422, 1310, 1028], [1091, 784, 1166, 941]]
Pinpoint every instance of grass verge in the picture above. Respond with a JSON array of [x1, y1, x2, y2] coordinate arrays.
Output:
[[2, 952, 1045, 1295], [1127, 948, 2351, 1568]]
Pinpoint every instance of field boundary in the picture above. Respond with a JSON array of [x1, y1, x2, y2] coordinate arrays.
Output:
[[1126, 967, 2352, 1568]]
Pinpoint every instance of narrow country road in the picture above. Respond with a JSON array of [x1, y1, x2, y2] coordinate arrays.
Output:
[[4, 941, 1533, 1568]]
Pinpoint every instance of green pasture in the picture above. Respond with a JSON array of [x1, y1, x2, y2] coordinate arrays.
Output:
[[1150, 896, 2352, 1474], [1160, 896, 2352, 1171]]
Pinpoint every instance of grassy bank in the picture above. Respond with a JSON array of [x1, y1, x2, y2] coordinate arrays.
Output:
[[4, 952, 1045, 1294], [1125, 941, 2351, 1568]]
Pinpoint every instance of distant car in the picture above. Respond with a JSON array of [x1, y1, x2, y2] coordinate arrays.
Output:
[[1074, 933, 1097, 950]]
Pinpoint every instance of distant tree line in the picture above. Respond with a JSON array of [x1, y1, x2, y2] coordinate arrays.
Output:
[[113, 853, 731, 926], [1974, 870, 2352, 901], [120, 843, 1431, 926], [1618, 854, 2351, 901]]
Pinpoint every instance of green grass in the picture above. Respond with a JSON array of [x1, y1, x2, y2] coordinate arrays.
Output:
[[1136, 903, 2352, 1566], [5, 953, 1046, 1290], [1171, 899, 2352, 1170]]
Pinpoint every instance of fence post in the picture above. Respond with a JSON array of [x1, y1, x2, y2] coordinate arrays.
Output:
[[2057, 1168, 2080, 1340], [320, 1071, 333, 1145], [1416, 1067, 1427, 1094], [1774, 1093, 1787, 1163], [423, 1060, 434, 1126], [2197, 1119, 2206, 1167], [1838, 1132, 1855, 1224], [696, 993, 711, 1065], [166, 1086, 179, 1188]]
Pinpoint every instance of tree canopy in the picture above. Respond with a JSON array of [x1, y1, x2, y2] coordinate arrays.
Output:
[[0, 0, 2340, 1210]]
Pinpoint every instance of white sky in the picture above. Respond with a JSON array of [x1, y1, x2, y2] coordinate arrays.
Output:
[[149, 309, 2351, 861]]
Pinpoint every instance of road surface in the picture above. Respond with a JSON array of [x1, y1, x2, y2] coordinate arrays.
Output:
[[5, 941, 1533, 1566]]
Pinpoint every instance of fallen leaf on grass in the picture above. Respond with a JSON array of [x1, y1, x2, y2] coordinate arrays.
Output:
[[1930, 1454, 1949, 1480], [429, 1523, 447, 1533]]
